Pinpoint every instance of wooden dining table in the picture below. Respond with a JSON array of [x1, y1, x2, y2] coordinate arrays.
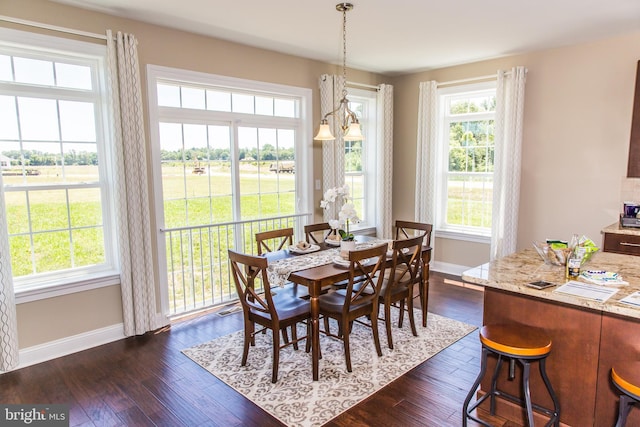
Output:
[[263, 235, 432, 381]]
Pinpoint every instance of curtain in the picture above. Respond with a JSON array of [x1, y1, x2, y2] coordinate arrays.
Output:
[[415, 81, 438, 228], [377, 84, 394, 238], [106, 30, 160, 336], [319, 74, 345, 222], [0, 173, 19, 371], [490, 67, 527, 260]]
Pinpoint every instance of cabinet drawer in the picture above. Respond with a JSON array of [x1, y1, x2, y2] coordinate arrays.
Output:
[[603, 232, 640, 256]]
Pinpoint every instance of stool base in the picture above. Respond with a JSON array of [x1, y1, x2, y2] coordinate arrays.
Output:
[[463, 347, 560, 427]]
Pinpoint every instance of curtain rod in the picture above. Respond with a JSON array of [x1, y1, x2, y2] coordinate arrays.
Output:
[[436, 71, 517, 87], [0, 15, 107, 41], [347, 80, 380, 91]]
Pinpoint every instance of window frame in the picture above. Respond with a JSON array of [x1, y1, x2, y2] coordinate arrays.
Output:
[[435, 82, 496, 243], [0, 27, 120, 303]]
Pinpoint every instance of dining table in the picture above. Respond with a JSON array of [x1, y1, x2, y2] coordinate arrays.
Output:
[[263, 235, 432, 381]]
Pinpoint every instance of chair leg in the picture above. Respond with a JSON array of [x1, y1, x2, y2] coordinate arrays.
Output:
[[616, 394, 636, 427], [463, 347, 490, 427], [271, 328, 280, 383], [521, 360, 535, 427], [241, 321, 252, 366], [407, 293, 417, 337], [398, 299, 405, 328], [384, 302, 394, 350], [539, 358, 561, 426], [291, 323, 299, 351], [371, 306, 383, 357], [344, 325, 352, 373]]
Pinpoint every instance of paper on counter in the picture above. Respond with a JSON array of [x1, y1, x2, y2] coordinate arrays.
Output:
[[619, 292, 640, 308], [553, 280, 619, 302]]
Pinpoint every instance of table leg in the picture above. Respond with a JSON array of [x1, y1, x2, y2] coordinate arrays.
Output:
[[310, 288, 320, 381]]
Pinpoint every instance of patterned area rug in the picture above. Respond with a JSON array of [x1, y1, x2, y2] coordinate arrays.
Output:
[[182, 311, 476, 427]]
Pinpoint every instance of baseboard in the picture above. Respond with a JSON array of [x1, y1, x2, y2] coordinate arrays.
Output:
[[430, 261, 471, 277], [15, 323, 126, 371]]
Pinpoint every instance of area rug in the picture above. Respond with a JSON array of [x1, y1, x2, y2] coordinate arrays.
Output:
[[182, 311, 476, 427]]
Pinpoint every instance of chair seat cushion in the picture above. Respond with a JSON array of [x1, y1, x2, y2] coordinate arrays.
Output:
[[318, 292, 372, 314], [250, 293, 310, 322]]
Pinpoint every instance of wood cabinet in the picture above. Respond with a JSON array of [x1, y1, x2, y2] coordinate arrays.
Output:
[[603, 231, 640, 256]]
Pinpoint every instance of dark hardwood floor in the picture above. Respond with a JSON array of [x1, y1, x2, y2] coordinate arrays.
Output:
[[0, 272, 515, 427]]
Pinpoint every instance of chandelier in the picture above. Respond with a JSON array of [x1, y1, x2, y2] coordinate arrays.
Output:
[[314, 3, 364, 142]]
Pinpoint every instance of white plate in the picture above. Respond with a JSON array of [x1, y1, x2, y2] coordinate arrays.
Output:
[[325, 238, 341, 246], [333, 256, 370, 267], [333, 256, 351, 267], [288, 244, 320, 254]]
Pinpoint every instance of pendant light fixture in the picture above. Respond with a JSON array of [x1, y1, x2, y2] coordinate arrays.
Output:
[[314, 3, 364, 142]]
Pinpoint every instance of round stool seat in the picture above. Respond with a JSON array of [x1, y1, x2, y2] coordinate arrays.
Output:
[[612, 363, 640, 400], [480, 324, 552, 357]]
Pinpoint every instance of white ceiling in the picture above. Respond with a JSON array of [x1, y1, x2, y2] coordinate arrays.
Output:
[[52, 0, 640, 75]]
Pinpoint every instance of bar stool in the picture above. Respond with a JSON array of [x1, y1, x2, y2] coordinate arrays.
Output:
[[611, 363, 640, 426], [462, 324, 560, 427]]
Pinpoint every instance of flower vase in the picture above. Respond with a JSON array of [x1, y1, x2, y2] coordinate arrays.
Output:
[[340, 240, 356, 259]]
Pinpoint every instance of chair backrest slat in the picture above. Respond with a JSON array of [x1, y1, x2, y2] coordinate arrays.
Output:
[[304, 222, 336, 244], [394, 220, 433, 247], [385, 235, 424, 297], [255, 228, 294, 255], [228, 249, 276, 319], [344, 244, 388, 311]]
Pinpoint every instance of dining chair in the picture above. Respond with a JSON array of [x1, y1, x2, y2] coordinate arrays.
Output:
[[228, 249, 311, 383], [304, 222, 336, 244], [318, 243, 388, 372], [378, 234, 423, 349], [255, 227, 294, 255], [394, 220, 433, 327]]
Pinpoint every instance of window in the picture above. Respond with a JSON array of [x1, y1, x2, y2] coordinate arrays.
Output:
[[147, 65, 313, 315], [345, 87, 377, 232], [436, 83, 496, 240], [0, 28, 117, 299]]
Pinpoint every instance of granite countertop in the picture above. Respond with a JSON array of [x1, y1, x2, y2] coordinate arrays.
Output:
[[462, 248, 640, 320], [602, 221, 640, 236]]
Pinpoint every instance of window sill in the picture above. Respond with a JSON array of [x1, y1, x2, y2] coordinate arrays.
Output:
[[434, 229, 491, 244], [15, 273, 121, 304]]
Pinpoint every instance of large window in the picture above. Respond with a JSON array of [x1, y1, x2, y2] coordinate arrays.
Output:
[[0, 28, 117, 299], [436, 83, 496, 239], [345, 87, 377, 231], [147, 65, 312, 315]]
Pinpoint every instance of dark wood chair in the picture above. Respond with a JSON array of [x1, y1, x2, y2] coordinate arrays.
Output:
[[304, 222, 336, 244], [394, 220, 433, 327], [378, 234, 423, 349], [318, 243, 387, 372], [228, 249, 311, 383], [255, 228, 294, 255]]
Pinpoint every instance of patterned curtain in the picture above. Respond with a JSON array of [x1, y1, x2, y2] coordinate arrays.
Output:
[[0, 172, 19, 371], [415, 81, 438, 229], [490, 67, 527, 260], [319, 74, 345, 221], [106, 30, 161, 336], [377, 84, 394, 238]]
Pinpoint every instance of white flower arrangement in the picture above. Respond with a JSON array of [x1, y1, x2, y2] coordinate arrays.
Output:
[[320, 184, 360, 241]]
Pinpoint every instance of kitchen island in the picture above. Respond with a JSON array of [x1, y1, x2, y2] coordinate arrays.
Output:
[[462, 249, 640, 426]]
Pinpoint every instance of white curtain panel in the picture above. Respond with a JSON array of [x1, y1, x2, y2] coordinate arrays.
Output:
[[107, 30, 160, 336], [490, 67, 527, 260], [0, 173, 19, 371], [377, 84, 394, 239], [319, 74, 345, 222], [415, 81, 439, 228]]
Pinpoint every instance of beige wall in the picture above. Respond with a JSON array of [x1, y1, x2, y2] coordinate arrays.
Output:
[[391, 31, 640, 269], [2, 0, 640, 351]]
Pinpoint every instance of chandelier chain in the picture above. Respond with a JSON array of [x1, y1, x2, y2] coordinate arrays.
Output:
[[342, 5, 348, 97]]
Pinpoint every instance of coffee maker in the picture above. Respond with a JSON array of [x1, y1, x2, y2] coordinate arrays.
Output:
[[620, 202, 640, 227]]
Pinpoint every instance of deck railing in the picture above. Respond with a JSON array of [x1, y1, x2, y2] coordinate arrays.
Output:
[[162, 213, 311, 317]]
